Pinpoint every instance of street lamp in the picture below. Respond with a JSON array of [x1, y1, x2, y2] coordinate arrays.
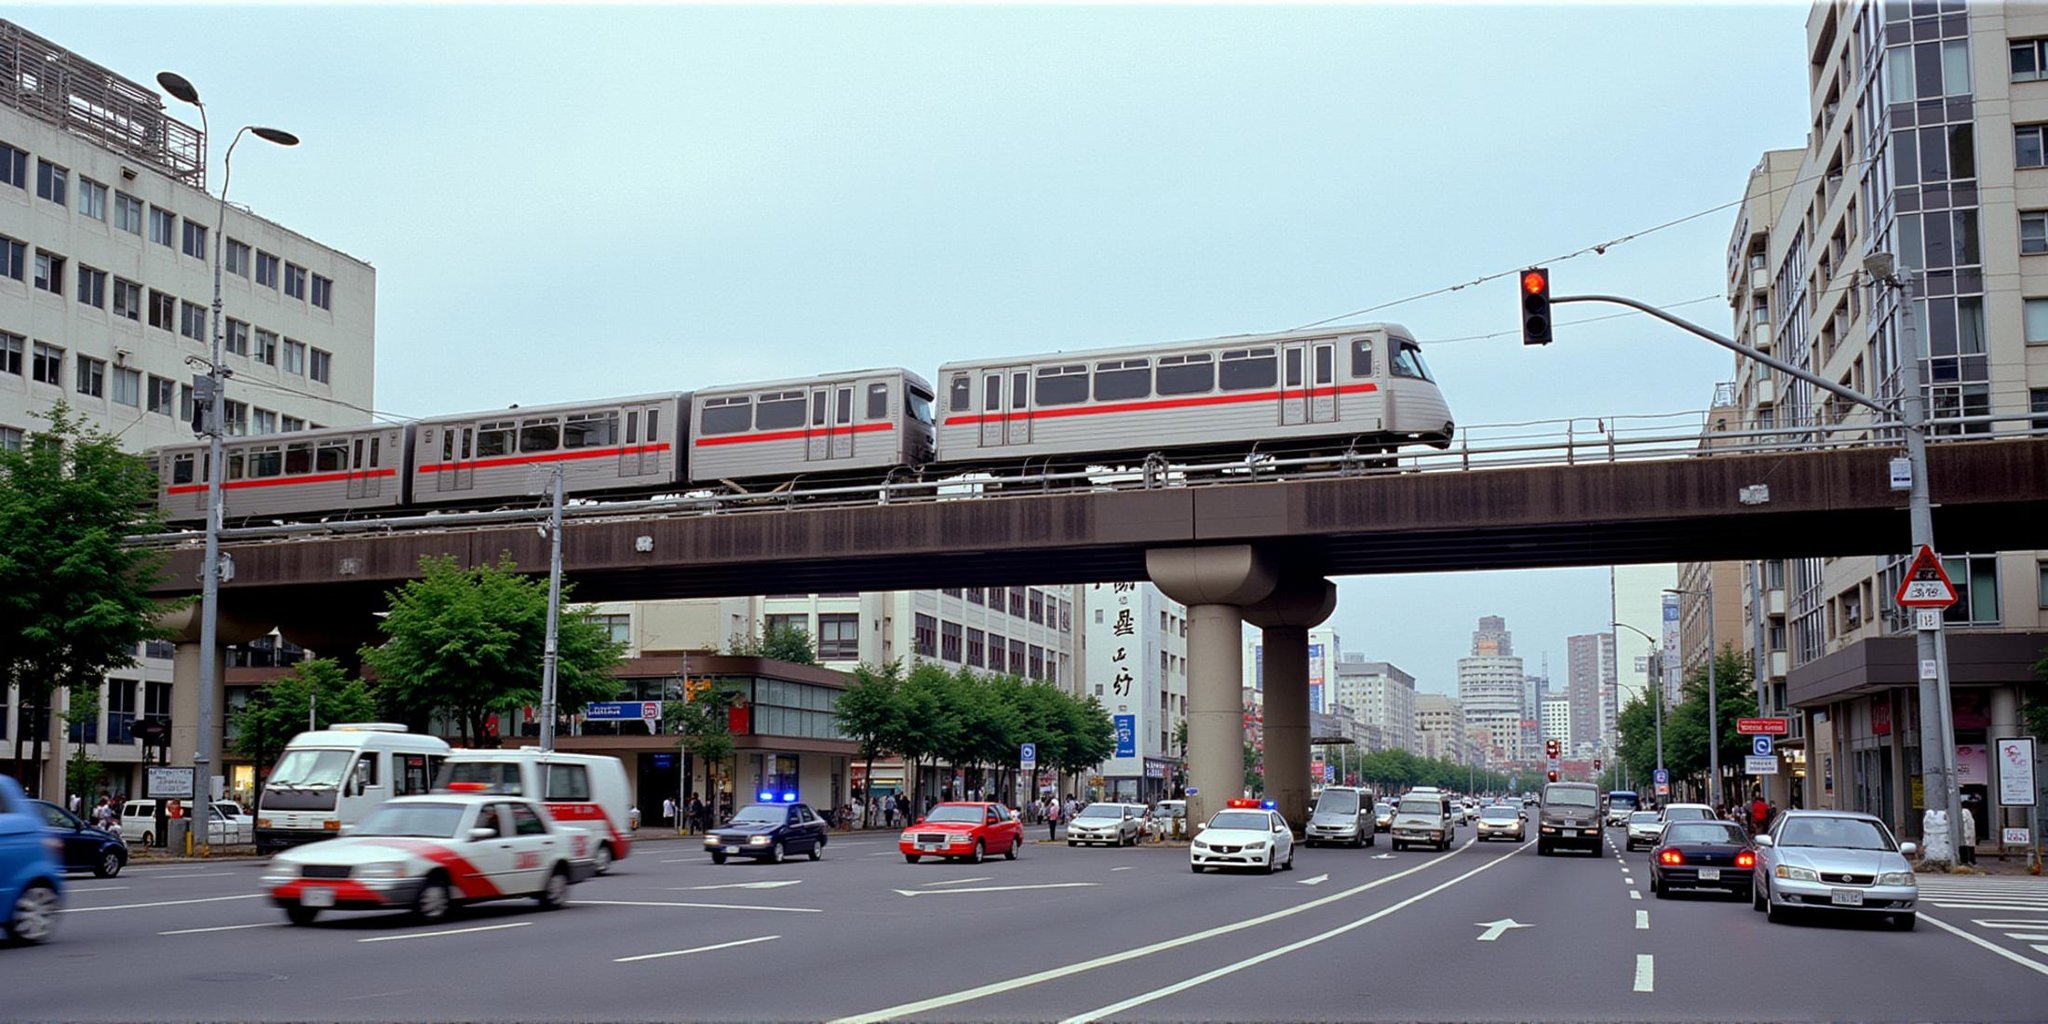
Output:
[[1665, 588, 1721, 810], [1612, 621, 1666, 789], [158, 71, 297, 859]]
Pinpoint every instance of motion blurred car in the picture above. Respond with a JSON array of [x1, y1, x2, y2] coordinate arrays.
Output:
[[1373, 801, 1396, 833], [1752, 810, 1918, 930], [1190, 800, 1295, 874], [704, 800, 829, 864], [900, 802, 1024, 864], [1474, 805, 1525, 842], [1623, 811, 1665, 852], [28, 800, 127, 878], [262, 791, 596, 925], [1649, 819, 1755, 899], [1067, 802, 1144, 847], [0, 777, 64, 944]]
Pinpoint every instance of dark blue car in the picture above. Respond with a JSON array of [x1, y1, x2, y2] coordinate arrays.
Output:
[[29, 801, 127, 878], [703, 801, 829, 864], [1, 777, 66, 944]]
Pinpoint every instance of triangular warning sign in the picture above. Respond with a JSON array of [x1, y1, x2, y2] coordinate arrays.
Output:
[[1894, 545, 1958, 608]]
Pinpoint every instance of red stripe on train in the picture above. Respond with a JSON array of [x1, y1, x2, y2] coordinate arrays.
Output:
[[414, 442, 673, 475], [693, 421, 897, 448], [938, 382, 1379, 427], [165, 468, 398, 496]]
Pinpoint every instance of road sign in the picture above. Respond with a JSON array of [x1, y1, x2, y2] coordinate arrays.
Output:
[[1744, 756, 1778, 775], [584, 700, 662, 721], [146, 766, 195, 799], [1736, 718, 1788, 736], [1894, 545, 1959, 608], [1751, 735, 1774, 758], [1020, 742, 1037, 770], [1653, 768, 1669, 797]]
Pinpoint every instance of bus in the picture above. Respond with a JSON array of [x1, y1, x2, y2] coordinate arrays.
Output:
[[1604, 790, 1641, 827]]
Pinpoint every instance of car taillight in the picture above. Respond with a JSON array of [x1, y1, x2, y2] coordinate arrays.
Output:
[[1657, 849, 1684, 866], [1735, 851, 1755, 868]]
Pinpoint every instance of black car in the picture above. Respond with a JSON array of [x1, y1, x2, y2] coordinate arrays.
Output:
[[30, 800, 127, 878], [1648, 819, 1755, 899], [704, 801, 829, 864]]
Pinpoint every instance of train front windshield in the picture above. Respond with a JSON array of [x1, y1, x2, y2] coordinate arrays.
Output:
[[1392, 341, 1435, 382], [908, 390, 935, 425]]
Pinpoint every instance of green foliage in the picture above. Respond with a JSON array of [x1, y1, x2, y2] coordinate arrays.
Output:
[[836, 661, 903, 796], [229, 659, 379, 771], [359, 554, 626, 746], [664, 682, 743, 804], [727, 622, 819, 665], [62, 683, 104, 801], [1614, 645, 1754, 801], [0, 404, 170, 793]]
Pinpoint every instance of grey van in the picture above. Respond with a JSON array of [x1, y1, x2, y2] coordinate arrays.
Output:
[[1536, 781, 1603, 855]]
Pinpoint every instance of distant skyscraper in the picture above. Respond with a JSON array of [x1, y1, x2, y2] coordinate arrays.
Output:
[[1458, 616, 1525, 764], [1565, 632, 1617, 757]]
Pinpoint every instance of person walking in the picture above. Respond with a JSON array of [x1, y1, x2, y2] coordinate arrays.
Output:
[[1749, 793, 1769, 836], [662, 796, 678, 832], [1045, 794, 1060, 841], [686, 793, 704, 836]]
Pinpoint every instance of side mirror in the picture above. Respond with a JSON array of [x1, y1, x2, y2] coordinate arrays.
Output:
[[469, 827, 497, 842], [1754, 835, 1774, 848], [1899, 841, 1917, 858], [1194, 822, 1206, 833]]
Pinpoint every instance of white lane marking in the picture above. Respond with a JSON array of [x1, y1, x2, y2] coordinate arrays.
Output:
[[830, 840, 1483, 1024], [1634, 955, 1654, 992], [893, 882, 1098, 897], [61, 894, 264, 913], [67, 886, 131, 893], [141, 871, 236, 879], [574, 899, 822, 914], [358, 922, 532, 943], [2006, 933, 2048, 941], [1111, 866, 1134, 872], [1636, 910, 1649, 930], [159, 921, 284, 935], [1920, 912, 2048, 977], [1053, 842, 1530, 1024], [672, 880, 803, 891], [1969, 919, 2048, 928], [614, 934, 780, 963], [922, 877, 993, 887], [1474, 918, 1528, 941], [1629, 890, 1642, 900], [1298, 874, 1330, 886], [660, 857, 702, 864], [867, 852, 898, 857]]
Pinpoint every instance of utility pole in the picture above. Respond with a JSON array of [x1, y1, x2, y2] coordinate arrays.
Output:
[[539, 464, 566, 752]]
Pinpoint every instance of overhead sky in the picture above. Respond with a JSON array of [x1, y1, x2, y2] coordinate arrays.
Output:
[[23, 3, 1815, 692]]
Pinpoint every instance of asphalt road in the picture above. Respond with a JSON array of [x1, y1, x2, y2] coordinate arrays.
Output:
[[6, 821, 2048, 1022]]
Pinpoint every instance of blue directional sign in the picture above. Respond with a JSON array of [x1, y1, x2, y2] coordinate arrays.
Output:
[[1653, 768, 1669, 786], [585, 700, 662, 721], [1113, 715, 1137, 758], [1019, 742, 1037, 768], [1752, 735, 1774, 757]]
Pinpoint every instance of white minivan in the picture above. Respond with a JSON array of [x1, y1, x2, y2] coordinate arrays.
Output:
[[257, 724, 452, 852], [437, 748, 634, 874], [119, 799, 244, 847]]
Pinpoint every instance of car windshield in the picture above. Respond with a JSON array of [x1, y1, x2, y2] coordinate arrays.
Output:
[[1208, 812, 1271, 831], [268, 748, 352, 789], [1666, 822, 1746, 844], [922, 805, 985, 824], [352, 802, 466, 838], [1076, 805, 1122, 820], [1778, 816, 1896, 851], [730, 805, 784, 824], [1481, 807, 1518, 820], [1314, 792, 1358, 815], [1545, 788, 1597, 808], [1662, 807, 1712, 821], [1394, 804, 1441, 818], [1608, 793, 1639, 811], [1375, 803, 1394, 814], [1629, 812, 1662, 824]]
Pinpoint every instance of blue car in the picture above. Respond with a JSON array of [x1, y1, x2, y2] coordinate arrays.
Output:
[[29, 800, 127, 878], [0, 776, 66, 944]]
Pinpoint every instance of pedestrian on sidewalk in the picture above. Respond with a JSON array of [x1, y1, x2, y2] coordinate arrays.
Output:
[[1958, 805, 1978, 866], [1045, 795, 1060, 841], [686, 793, 704, 836], [663, 796, 677, 832]]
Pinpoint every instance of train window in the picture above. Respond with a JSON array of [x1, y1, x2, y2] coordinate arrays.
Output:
[[811, 391, 827, 427], [1350, 339, 1374, 377], [519, 417, 561, 453], [1391, 341, 1433, 381], [476, 421, 515, 457], [284, 442, 312, 475], [369, 437, 381, 467], [647, 408, 659, 442], [1035, 364, 1088, 406], [1012, 371, 1027, 409], [908, 389, 935, 425], [756, 392, 805, 431], [171, 453, 194, 485], [984, 375, 1002, 412], [563, 413, 617, 449], [1155, 353, 1214, 396], [251, 446, 282, 478], [1093, 359, 1150, 402], [867, 383, 888, 420], [700, 398, 751, 435], [1285, 348, 1303, 388], [1315, 345, 1333, 385], [949, 375, 970, 413], [225, 452, 246, 481], [625, 411, 638, 444], [836, 387, 852, 424], [1218, 348, 1277, 391], [316, 442, 347, 473]]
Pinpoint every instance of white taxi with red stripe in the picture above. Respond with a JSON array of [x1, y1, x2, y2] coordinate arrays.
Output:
[[262, 791, 597, 926], [438, 748, 634, 874]]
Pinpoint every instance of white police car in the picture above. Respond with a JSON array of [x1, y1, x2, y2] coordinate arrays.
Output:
[[1190, 799, 1295, 874], [262, 788, 597, 925]]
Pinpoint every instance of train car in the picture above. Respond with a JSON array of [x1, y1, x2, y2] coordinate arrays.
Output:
[[932, 323, 1453, 468], [154, 423, 409, 525], [687, 369, 937, 488], [409, 393, 688, 507]]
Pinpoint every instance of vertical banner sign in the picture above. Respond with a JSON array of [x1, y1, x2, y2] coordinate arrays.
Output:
[[1113, 715, 1138, 758], [1308, 643, 1326, 715], [1995, 737, 2036, 806], [1660, 594, 1680, 680]]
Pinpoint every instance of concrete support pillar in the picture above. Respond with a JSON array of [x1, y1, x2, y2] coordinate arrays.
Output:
[[1147, 545, 1276, 827], [1244, 576, 1337, 829], [1989, 686, 2022, 848]]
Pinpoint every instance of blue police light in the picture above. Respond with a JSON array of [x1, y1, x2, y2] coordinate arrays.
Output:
[[758, 791, 775, 803], [780, 792, 798, 802], [1260, 800, 1277, 810]]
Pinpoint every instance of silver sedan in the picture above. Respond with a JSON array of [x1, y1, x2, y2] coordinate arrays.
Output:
[[1066, 803, 1144, 847], [1752, 810, 1918, 930]]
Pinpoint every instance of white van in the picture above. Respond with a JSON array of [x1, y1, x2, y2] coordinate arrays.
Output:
[[437, 748, 633, 873], [119, 799, 243, 847], [256, 724, 452, 852]]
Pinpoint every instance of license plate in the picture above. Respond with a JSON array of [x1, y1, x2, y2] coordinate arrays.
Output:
[[918, 843, 942, 852], [1698, 868, 1720, 881], [724, 846, 740, 854], [1561, 829, 1577, 837], [1831, 888, 1864, 906], [300, 887, 335, 908]]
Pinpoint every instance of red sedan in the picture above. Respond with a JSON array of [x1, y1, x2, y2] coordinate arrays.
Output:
[[899, 802, 1024, 863]]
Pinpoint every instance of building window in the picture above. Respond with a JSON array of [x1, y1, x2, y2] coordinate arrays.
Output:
[[252, 408, 275, 434], [149, 207, 175, 247], [75, 355, 104, 398], [182, 221, 207, 259], [112, 367, 139, 407], [940, 620, 963, 662], [31, 343, 62, 386], [311, 273, 333, 310], [0, 426, 18, 452], [76, 265, 105, 309], [2023, 124, 2048, 169], [181, 301, 207, 341], [0, 144, 23, 189], [281, 415, 304, 432], [178, 384, 193, 424], [966, 587, 984, 606], [225, 239, 250, 277], [1009, 640, 1027, 676], [255, 328, 277, 365], [2039, 562, 2048, 609], [147, 375, 175, 416], [0, 236, 23, 281], [1008, 587, 1026, 618], [255, 250, 279, 288], [146, 680, 172, 722], [106, 681, 136, 745], [987, 634, 1006, 673], [112, 277, 140, 320], [223, 319, 248, 356], [592, 614, 630, 645], [0, 333, 19, 376], [77, 177, 106, 221], [1028, 589, 1045, 625], [148, 290, 175, 331], [1028, 645, 1044, 680], [817, 613, 859, 661], [35, 159, 66, 205], [310, 348, 332, 383], [913, 614, 937, 658], [114, 192, 142, 234], [2015, 38, 2048, 81], [33, 250, 64, 295], [223, 399, 248, 436], [966, 627, 985, 667], [283, 339, 306, 374], [284, 262, 307, 299], [1942, 554, 2001, 626]]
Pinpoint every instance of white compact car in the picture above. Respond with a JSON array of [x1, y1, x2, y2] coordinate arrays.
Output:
[[261, 791, 597, 925], [1190, 800, 1295, 874], [1624, 811, 1666, 851]]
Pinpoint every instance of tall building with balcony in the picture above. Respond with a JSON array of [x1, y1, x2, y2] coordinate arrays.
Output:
[[1457, 616, 1525, 764], [1332, 655, 1419, 755], [1712, 1, 2048, 838]]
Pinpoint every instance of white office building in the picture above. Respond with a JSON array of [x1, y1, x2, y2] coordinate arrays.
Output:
[[1332, 655, 1418, 755]]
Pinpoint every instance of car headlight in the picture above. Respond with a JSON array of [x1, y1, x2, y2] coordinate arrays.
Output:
[[1192, 841, 1209, 850], [355, 862, 406, 880], [1877, 871, 1915, 886], [704, 835, 721, 845], [900, 833, 918, 843], [748, 835, 771, 846], [1775, 864, 1820, 882], [1247, 841, 1267, 849]]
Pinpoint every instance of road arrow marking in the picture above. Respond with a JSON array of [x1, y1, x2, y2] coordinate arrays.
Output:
[[1372, 853, 1394, 860], [1298, 873, 1329, 886], [893, 882, 1099, 897], [1473, 918, 1530, 942], [672, 880, 803, 891]]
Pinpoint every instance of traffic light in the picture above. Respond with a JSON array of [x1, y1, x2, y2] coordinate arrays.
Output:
[[1545, 738, 1560, 759], [1594, 758, 1603, 772], [1547, 770, 1559, 783], [1520, 267, 1552, 345]]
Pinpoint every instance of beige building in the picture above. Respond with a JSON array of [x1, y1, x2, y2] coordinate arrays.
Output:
[[1414, 693, 1467, 766], [1704, 2, 2048, 839], [1332, 655, 1419, 755]]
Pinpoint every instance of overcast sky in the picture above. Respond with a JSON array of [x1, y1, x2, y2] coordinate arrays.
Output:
[[23, 3, 1814, 692]]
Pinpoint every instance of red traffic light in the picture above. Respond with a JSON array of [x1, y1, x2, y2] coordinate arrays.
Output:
[[1520, 267, 1553, 346], [1547, 770, 1559, 783], [1522, 270, 1548, 295]]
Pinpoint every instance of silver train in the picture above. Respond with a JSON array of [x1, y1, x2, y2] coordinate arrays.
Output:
[[151, 323, 1450, 524]]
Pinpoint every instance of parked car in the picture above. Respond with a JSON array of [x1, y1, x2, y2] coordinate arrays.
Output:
[[1752, 810, 1919, 930], [0, 777, 65, 944], [899, 802, 1025, 864], [703, 800, 829, 863], [1067, 803, 1144, 847], [119, 799, 241, 848], [1146, 800, 1188, 841], [1649, 819, 1755, 899], [28, 801, 127, 878]]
